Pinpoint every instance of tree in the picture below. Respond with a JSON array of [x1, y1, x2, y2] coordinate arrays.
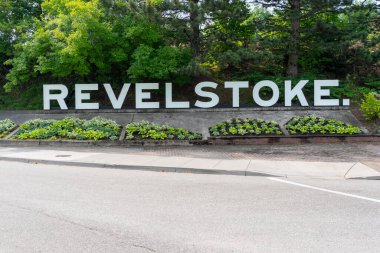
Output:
[[287, 0, 300, 77], [4, 0, 116, 91], [0, 0, 42, 83], [2, 0, 379, 104], [202, 0, 257, 74], [250, 0, 354, 77], [5, 0, 193, 91]]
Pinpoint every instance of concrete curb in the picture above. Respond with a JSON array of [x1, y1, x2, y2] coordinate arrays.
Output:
[[0, 156, 280, 178], [0, 139, 205, 147], [0, 134, 378, 148], [344, 162, 380, 180]]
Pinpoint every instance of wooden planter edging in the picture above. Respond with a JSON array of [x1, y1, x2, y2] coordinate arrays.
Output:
[[0, 135, 377, 147], [0, 134, 378, 147], [0, 126, 18, 140], [119, 139, 206, 146], [0, 139, 206, 148], [208, 134, 380, 145]]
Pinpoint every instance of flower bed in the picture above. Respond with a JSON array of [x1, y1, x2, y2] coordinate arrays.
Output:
[[125, 121, 202, 140], [0, 119, 17, 138], [209, 118, 283, 137], [285, 115, 361, 135], [13, 117, 120, 141]]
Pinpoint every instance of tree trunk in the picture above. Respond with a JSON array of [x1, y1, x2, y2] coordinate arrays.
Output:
[[189, 0, 200, 55], [287, 0, 300, 78]]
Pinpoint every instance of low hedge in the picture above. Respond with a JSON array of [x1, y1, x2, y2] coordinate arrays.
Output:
[[13, 117, 120, 141], [285, 115, 361, 135], [0, 119, 17, 138], [125, 121, 202, 140], [209, 118, 283, 137]]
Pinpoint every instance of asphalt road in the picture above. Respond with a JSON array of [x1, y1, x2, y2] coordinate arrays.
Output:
[[0, 161, 379, 253]]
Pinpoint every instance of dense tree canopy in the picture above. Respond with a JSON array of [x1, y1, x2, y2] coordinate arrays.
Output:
[[0, 0, 379, 107]]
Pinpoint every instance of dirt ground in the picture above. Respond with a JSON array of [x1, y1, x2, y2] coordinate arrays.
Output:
[[350, 106, 379, 134], [37, 142, 380, 164]]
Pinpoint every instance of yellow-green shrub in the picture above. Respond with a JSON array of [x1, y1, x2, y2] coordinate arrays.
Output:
[[361, 93, 380, 120]]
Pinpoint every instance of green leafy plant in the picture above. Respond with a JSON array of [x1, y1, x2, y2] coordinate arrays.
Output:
[[285, 115, 361, 135], [13, 117, 120, 141], [125, 121, 202, 140], [361, 93, 380, 120], [209, 118, 283, 137], [0, 119, 17, 138]]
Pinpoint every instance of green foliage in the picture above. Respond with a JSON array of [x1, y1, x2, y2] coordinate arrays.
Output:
[[0, 119, 17, 138], [203, 1, 259, 74], [299, 6, 380, 83], [285, 115, 361, 135], [0, 0, 42, 70], [360, 93, 380, 121], [0, 0, 379, 107], [14, 117, 120, 140], [209, 118, 283, 137], [128, 45, 191, 80], [0, 84, 43, 110], [3, 0, 193, 92], [125, 121, 202, 140], [4, 0, 117, 91], [19, 118, 55, 132]]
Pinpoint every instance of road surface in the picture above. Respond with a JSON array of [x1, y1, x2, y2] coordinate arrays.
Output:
[[0, 161, 379, 253]]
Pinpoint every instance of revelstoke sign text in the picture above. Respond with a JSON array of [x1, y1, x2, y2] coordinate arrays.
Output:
[[43, 80, 350, 110]]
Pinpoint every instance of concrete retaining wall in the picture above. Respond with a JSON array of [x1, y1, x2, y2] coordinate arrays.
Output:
[[0, 107, 365, 138], [209, 135, 380, 145], [0, 135, 377, 148]]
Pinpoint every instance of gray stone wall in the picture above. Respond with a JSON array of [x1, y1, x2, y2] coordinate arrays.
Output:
[[0, 107, 364, 138]]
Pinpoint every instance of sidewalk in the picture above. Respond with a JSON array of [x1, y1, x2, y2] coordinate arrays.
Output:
[[0, 145, 379, 179]]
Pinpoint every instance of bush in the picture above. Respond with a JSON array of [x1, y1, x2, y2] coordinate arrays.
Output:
[[14, 117, 120, 141], [361, 93, 380, 120], [209, 118, 283, 137], [125, 121, 202, 140], [285, 115, 361, 135], [0, 119, 17, 138]]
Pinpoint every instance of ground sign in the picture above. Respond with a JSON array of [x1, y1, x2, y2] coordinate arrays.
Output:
[[43, 80, 350, 110]]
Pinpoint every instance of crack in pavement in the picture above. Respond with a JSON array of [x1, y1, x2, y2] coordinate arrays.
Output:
[[0, 199, 157, 252]]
